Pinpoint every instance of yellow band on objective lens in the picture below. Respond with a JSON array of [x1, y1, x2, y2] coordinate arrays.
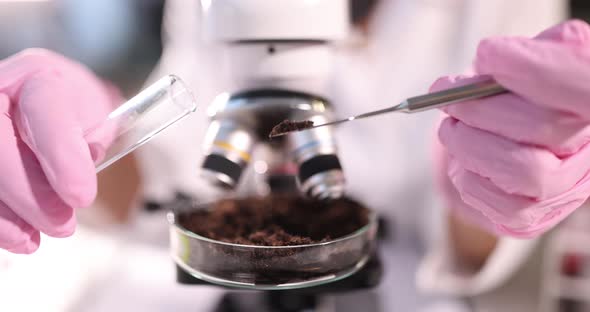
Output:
[[213, 141, 251, 162]]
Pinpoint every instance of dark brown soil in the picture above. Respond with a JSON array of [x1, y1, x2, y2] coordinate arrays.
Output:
[[178, 195, 369, 246], [269, 120, 314, 138]]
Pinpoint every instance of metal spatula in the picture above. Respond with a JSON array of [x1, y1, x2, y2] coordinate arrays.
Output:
[[269, 79, 507, 138]]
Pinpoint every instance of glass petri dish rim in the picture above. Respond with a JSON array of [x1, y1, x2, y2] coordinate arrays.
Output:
[[173, 253, 371, 290], [167, 208, 378, 250]]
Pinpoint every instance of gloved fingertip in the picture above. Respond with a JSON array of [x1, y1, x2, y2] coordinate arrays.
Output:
[[37, 200, 77, 238], [564, 19, 590, 43], [40, 211, 76, 238], [19, 232, 40, 254], [474, 37, 539, 76], [536, 19, 590, 44], [46, 222, 76, 238], [429, 76, 455, 93], [6, 231, 40, 254], [58, 180, 97, 208], [474, 37, 504, 74], [430, 74, 483, 93]]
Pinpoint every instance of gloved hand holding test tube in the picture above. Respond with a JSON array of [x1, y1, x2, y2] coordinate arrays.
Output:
[[0, 48, 196, 254]]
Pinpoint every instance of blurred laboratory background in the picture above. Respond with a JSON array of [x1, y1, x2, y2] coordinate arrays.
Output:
[[1, 0, 588, 98], [0, 1, 590, 312], [0, 0, 164, 97]]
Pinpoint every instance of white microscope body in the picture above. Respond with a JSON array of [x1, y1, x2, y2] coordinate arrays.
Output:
[[199, 0, 350, 199], [201, 0, 348, 93]]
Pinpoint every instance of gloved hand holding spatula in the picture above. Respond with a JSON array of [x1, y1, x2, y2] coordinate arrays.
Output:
[[435, 20, 590, 238]]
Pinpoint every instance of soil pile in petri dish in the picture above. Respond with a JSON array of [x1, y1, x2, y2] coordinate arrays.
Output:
[[178, 194, 369, 246], [175, 195, 373, 285]]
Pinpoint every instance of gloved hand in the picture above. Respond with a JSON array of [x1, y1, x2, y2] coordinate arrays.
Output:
[[433, 20, 590, 238], [0, 49, 118, 253]]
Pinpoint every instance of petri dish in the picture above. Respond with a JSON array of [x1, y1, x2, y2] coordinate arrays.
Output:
[[167, 199, 378, 290]]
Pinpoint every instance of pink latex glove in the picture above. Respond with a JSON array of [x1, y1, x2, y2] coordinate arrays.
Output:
[[0, 49, 118, 253], [433, 20, 590, 238]]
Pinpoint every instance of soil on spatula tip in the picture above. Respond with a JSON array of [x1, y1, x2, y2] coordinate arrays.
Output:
[[269, 120, 314, 138]]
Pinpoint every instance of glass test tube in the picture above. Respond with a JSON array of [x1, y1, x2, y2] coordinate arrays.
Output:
[[84, 75, 197, 172]]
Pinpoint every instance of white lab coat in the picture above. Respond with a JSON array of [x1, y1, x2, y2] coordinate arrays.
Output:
[[0, 1, 566, 312], [131, 0, 568, 311]]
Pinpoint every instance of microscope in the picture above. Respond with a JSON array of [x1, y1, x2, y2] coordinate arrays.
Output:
[[170, 1, 385, 311], [199, 0, 347, 199]]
